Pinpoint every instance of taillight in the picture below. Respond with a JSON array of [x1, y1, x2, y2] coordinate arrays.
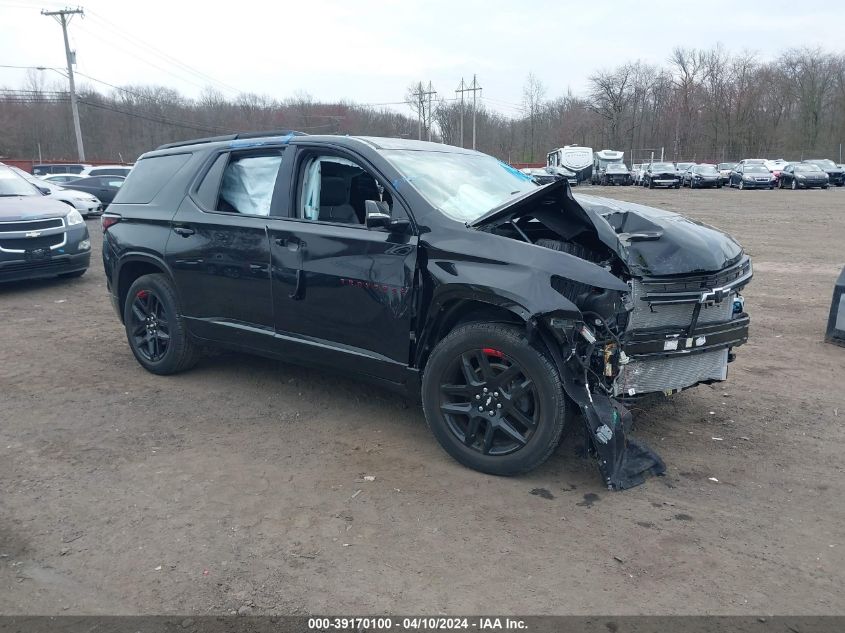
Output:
[[101, 214, 121, 232]]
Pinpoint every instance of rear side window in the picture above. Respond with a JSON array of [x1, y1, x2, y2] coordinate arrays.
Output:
[[114, 153, 191, 204], [215, 151, 283, 216]]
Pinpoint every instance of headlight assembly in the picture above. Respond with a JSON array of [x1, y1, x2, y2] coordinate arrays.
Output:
[[66, 209, 85, 226]]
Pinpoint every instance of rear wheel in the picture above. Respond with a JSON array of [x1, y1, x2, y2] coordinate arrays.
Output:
[[421, 323, 567, 476], [124, 273, 199, 375], [791, 179, 797, 190]]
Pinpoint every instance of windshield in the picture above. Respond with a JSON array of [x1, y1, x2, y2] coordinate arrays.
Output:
[[795, 164, 823, 173], [718, 163, 735, 170], [607, 164, 627, 172], [650, 163, 674, 171], [745, 166, 770, 173], [0, 167, 40, 197], [383, 150, 536, 222], [676, 163, 693, 169], [809, 159, 836, 169], [695, 165, 718, 174], [597, 158, 622, 169]]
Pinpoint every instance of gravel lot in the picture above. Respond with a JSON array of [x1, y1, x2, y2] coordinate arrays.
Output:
[[1, 186, 844, 615]]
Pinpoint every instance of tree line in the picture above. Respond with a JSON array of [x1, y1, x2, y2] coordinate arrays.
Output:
[[1, 45, 843, 165]]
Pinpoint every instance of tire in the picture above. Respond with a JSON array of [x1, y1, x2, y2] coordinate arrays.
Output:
[[58, 269, 86, 279], [674, 182, 680, 189], [823, 184, 830, 190], [779, 178, 784, 189], [739, 180, 745, 190], [123, 273, 199, 375], [421, 322, 567, 476], [791, 179, 797, 190], [648, 179, 654, 189]]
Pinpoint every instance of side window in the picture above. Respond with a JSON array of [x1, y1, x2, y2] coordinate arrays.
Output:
[[115, 153, 191, 204], [216, 152, 283, 216], [297, 154, 393, 225]]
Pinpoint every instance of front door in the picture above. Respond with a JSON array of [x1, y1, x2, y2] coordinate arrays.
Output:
[[165, 148, 285, 350], [267, 149, 417, 384]]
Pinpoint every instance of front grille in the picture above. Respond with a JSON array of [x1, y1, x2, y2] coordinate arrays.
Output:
[[629, 279, 734, 329], [0, 233, 63, 250], [617, 348, 728, 395], [0, 218, 63, 233]]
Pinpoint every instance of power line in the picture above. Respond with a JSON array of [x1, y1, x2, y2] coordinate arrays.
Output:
[[84, 9, 241, 95]]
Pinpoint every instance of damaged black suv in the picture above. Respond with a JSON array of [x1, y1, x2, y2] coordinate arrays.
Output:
[[103, 133, 751, 489]]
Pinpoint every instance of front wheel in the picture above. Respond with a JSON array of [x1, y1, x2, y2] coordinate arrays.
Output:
[[791, 179, 797, 190], [124, 273, 199, 375], [421, 323, 567, 476]]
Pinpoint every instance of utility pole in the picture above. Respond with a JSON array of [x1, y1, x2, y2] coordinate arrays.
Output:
[[42, 6, 85, 161], [455, 78, 467, 148], [424, 81, 437, 142], [412, 82, 424, 140], [467, 74, 482, 150]]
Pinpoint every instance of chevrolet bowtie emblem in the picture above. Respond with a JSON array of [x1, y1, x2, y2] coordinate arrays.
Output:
[[25, 231, 41, 238]]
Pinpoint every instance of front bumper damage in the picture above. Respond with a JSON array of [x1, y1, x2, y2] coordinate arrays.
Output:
[[536, 259, 752, 490]]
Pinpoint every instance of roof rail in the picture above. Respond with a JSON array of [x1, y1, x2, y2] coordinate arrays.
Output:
[[156, 130, 307, 151]]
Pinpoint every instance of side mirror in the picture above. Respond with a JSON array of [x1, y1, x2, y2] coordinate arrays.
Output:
[[365, 199, 391, 229], [365, 200, 410, 233], [36, 185, 51, 195]]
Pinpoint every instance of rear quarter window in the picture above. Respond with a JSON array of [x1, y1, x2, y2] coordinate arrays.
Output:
[[113, 153, 191, 204]]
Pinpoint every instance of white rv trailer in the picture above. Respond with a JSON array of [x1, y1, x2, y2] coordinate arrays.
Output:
[[591, 149, 625, 184], [547, 145, 594, 183]]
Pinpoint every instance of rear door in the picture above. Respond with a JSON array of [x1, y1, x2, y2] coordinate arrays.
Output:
[[164, 148, 285, 351], [266, 147, 418, 383]]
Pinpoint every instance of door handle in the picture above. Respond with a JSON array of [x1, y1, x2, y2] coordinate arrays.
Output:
[[275, 236, 302, 251], [173, 226, 195, 237]]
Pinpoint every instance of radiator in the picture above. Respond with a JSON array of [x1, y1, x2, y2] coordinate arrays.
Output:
[[617, 348, 729, 396]]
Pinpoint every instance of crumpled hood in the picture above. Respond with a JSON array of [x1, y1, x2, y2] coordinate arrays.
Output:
[[469, 180, 744, 278], [0, 195, 74, 221], [575, 194, 744, 277]]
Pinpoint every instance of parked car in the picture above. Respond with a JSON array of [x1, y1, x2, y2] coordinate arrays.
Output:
[[519, 167, 559, 185], [545, 165, 578, 186], [778, 163, 830, 189], [683, 164, 722, 188], [62, 175, 125, 207], [641, 162, 680, 188], [762, 159, 788, 181], [0, 164, 91, 282], [32, 163, 91, 176], [803, 159, 844, 186], [600, 163, 632, 185], [80, 164, 134, 178], [717, 163, 736, 185], [674, 162, 695, 181], [728, 164, 775, 189], [7, 166, 103, 217], [102, 132, 751, 487], [630, 163, 643, 184], [42, 173, 82, 184]]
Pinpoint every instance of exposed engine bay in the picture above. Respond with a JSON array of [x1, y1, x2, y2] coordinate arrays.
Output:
[[470, 180, 751, 489]]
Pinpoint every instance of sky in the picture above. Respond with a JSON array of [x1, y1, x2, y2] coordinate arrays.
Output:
[[1, 0, 843, 118]]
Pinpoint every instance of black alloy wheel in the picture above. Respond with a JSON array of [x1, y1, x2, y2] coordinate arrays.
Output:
[[124, 273, 199, 375], [791, 179, 797, 190], [128, 288, 170, 363], [438, 349, 540, 456], [421, 323, 567, 475]]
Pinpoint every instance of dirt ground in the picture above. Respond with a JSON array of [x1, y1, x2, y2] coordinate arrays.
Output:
[[1, 185, 844, 616]]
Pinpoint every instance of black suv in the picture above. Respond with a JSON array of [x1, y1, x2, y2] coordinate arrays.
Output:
[[103, 132, 752, 488]]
